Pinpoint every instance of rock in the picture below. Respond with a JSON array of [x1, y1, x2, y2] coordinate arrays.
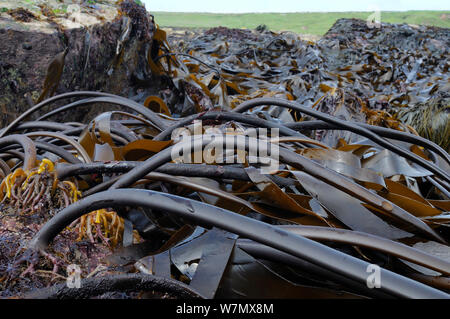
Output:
[[22, 42, 32, 50], [0, 0, 157, 125]]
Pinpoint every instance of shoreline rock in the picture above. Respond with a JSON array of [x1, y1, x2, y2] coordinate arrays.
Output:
[[0, 0, 156, 125]]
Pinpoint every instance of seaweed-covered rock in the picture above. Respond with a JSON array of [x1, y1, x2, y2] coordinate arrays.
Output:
[[0, 0, 156, 125], [166, 19, 449, 149], [321, 19, 449, 149]]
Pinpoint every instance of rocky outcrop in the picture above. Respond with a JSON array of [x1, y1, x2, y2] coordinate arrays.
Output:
[[0, 0, 156, 125]]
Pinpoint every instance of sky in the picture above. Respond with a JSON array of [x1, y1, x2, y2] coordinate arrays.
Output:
[[142, 0, 449, 13]]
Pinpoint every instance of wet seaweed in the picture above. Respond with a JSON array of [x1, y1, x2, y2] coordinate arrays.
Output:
[[0, 10, 449, 299]]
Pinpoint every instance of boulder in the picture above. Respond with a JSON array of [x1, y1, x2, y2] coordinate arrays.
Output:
[[0, 0, 156, 125]]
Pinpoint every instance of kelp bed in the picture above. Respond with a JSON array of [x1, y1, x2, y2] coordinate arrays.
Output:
[[0, 17, 450, 299]]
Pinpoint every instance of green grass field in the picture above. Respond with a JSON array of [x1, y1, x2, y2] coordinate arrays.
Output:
[[153, 11, 450, 35]]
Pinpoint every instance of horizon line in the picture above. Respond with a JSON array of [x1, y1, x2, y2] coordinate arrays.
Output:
[[150, 9, 450, 14]]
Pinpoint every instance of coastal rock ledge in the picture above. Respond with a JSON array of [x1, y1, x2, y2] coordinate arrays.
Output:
[[0, 0, 155, 125]]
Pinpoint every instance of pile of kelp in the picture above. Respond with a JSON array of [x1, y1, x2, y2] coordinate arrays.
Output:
[[0, 18, 449, 299], [165, 19, 449, 150]]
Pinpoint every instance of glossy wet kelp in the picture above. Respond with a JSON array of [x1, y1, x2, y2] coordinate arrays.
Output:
[[0, 14, 449, 299]]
